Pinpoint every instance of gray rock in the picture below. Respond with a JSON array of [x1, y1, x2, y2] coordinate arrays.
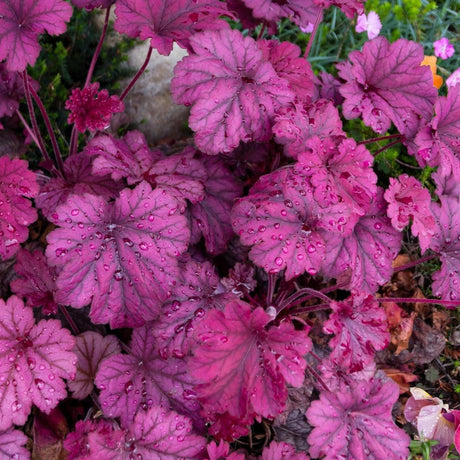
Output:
[[120, 41, 190, 144]]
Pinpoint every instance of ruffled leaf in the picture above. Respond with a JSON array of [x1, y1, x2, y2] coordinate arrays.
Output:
[[0, 427, 29, 459], [35, 151, 122, 220], [95, 325, 200, 427], [429, 195, 460, 303], [0, 156, 38, 260], [306, 375, 410, 459], [273, 99, 345, 159], [189, 156, 242, 254], [261, 440, 309, 460], [0, 0, 73, 71], [11, 248, 58, 315], [171, 29, 294, 154], [324, 292, 390, 372], [189, 300, 311, 429], [114, 0, 231, 55], [320, 189, 402, 293], [338, 37, 437, 135], [46, 181, 189, 328], [0, 296, 76, 431], [68, 331, 120, 400]]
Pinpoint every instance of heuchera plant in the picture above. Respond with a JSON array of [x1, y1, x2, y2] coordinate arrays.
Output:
[[2, 0, 460, 458]]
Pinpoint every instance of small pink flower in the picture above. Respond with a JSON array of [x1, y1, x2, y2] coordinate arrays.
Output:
[[355, 11, 382, 40], [447, 68, 460, 88], [433, 37, 455, 60], [65, 82, 124, 133]]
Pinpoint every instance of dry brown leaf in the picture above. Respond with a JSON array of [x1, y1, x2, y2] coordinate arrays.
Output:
[[381, 367, 418, 394]]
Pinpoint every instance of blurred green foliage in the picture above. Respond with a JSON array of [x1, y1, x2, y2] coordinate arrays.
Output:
[[25, 7, 135, 162]]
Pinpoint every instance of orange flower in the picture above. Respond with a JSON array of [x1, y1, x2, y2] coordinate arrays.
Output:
[[421, 55, 443, 89]]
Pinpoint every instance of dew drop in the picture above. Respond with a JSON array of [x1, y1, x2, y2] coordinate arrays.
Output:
[[275, 257, 283, 266]]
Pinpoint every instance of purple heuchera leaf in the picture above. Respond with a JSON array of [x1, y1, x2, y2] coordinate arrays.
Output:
[[414, 85, 460, 172], [152, 258, 237, 359], [0, 64, 39, 118], [295, 136, 377, 219], [68, 331, 120, 400], [114, 0, 232, 56], [384, 174, 436, 252], [261, 440, 309, 460], [65, 82, 124, 133], [0, 296, 76, 431], [79, 407, 206, 459], [189, 155, 242, 254], [95, 324, 200, 427], [147, 147, 208, 206], [71, 0, 114, 10], [316, 0, 365, 18], [0, 0, 73, 71], [273, 99, 345, 159], [338, 37, 437, 135], [85, 131, 161, 185], [35, 151, 122, 220], [64, 419, 123, 460], [0, 427, 29, 459], [171, 29, 295, 154], [0, 156, 38, 260], [189, 300, 311, 431], [429, 195, 460, 303], [206, 439, 246, 460], [324, 292, 390, 372], [320, 188, 402, 293], [241, 0, 322, 30], [46, 181, 190, 328], [259, 40, 317, 104], [306, 373, 410, 459], [10, 248, 58, 315]]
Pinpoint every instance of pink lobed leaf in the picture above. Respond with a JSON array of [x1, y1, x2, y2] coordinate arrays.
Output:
[[0, 0, 73, 71], [384, 174, 436, 252], [0, 296, 76, 431], [0, 427, 29, 460], [68, 331, 120, 400], [189, 155, 242, 254], [152, 258, 237, 359], [241, 0, 322, 29], [46, 181, 190, 328], [306, 374, 410, 459], [10, 248, 58, 315], [259, 40, 317, 104], [324, 292, 390, 372], [95, 325, 200, 427], [0, 156, 38, 260], [35, 151, 122, 220], [171, 29, 294, 154], [114, 0, 232, 56], [273, 99, 345, 159], [320, 189, 402, 293], [261, 440, 309, 460], [338, 37, 437, 135], [189, 300, 311, 428], [429, 195, 460, 303], [232, 168, 340, 279], [71, 0, 114, 10]]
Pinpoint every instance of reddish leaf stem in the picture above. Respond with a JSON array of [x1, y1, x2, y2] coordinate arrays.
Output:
[[305, 361, 331, 393], [120, 46, 153, 101], [304, 11, 323, 59], [267, 272, 277, 308], [84, 5, 111, 88], [393, 253, 437, 272], [21, 71, 50, 166], [376, 297, 460, 307], [28, 83, 65, 176], [58, 304, 80, 336], [358, 133, 402, 145], [280, 287, 332, 310], [290, 302, 330, 315]]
